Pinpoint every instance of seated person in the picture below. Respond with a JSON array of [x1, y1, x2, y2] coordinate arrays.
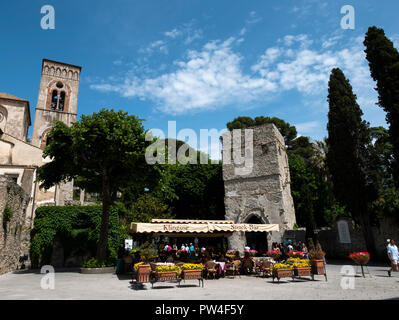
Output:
[[165, 254, 174, 263], [240, 252, 255, 275], [217, 253, 227, 262], [234, 251, 241, 260]]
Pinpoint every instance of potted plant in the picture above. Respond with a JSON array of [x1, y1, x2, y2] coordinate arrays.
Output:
[[244, 249, 258, 257], [349, 252, 370, 265], [349, 252, 370, 278], [134, 262, 151, 282], [154, 265, 181, 281], [266, 250, 281, 260], [180, 263, 204, 280], [288, 250, 305, 259], [271, 263, 292, 281], [308, 239, 326, 275], [80, 258, 115, 274], [289, 259, 311, 277]]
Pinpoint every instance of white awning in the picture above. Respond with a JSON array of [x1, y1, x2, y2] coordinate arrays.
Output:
[[130, 221, 279, 234]]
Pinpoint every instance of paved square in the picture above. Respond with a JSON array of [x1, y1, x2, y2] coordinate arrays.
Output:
[[0, 262, 397, 300]]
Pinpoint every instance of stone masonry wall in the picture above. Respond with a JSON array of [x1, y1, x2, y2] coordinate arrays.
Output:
[[0, 176, 31, 275], [223, 124, 296, 253], [282, 217, 399, 260]]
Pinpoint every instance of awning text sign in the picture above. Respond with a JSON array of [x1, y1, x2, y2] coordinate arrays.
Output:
[[130, 222, 279, 234]]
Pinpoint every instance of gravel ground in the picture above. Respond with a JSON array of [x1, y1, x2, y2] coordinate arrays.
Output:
[[0, 261, 398, 300]]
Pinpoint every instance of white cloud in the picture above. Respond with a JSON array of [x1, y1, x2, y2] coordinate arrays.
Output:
[[139, 40, 168, 55], [246, 11, 262, 24], [294, 121, 321, 136], [164, 28, 182, 39], [92, 32, 380, 118], [184, 29, 203, 44], [322, 35, 343, 49], [92, 37, 276, 114]]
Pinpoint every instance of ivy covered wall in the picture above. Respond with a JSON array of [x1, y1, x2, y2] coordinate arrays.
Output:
[[30, 205, 127, 267]]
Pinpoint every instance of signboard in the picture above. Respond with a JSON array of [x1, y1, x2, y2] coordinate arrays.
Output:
[[130, 222, 279, 233], [124, 239, 133, 250], [337, 220, 351, 244]]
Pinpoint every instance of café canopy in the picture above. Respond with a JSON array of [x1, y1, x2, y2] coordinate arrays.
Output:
[[130, 219, 279, 237]]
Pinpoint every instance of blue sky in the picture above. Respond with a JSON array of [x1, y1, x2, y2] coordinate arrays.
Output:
[[1, 0, 398, 158]]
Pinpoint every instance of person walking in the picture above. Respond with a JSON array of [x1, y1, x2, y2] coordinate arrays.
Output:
[[387, 239, 399, 277]]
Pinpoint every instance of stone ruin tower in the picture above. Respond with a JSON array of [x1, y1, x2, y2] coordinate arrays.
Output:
[[222, 123, 296, 253], [31, 59, 81, 205]]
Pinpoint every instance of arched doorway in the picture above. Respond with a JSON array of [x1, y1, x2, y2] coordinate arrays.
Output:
[[245, 215, 268, 254]]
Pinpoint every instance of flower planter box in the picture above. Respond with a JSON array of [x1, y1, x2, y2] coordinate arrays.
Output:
[[293, 267, 311, 277], [137, 265, 151, 283], [181, 270, 203, 280], [272, 269, 292, 282], [179, 269, 204, 287], [311, 260, 325, 275], [156, 271, 178, 281]]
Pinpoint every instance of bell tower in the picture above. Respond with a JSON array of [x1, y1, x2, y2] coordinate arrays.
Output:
[[32, 59, 81, 149], [31, 59, 81, 206]]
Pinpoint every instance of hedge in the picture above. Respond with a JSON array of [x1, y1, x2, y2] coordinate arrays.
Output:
[[30, 205, 128, 267]]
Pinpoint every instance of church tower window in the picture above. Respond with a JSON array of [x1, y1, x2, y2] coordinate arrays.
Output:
[[51, 90, 58, 110], [59, 91, 65, 111]]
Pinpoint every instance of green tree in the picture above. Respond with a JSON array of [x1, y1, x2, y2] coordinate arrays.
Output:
[[226, 116, 297, 147], [162, 158, 225, 220], [124, 193, 174, 223], [119, 138, 225, 222], [288, 153, 317, 239], [36, 109, 158, 261], [369, 126, 399, 222], [326, 68, 378, 256], [364, 26, 399, 185]]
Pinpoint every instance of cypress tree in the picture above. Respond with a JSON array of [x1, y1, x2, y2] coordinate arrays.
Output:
[[326, 68, 377, 256], [364, 26, 399, 185]]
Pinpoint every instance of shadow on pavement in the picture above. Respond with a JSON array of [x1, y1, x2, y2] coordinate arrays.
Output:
[[117, 274, 133, 281]]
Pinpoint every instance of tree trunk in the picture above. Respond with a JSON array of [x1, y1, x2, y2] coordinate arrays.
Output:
[[96, 173, 111, 261]]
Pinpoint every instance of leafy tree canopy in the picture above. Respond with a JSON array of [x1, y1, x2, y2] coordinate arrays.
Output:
[[226, 116, 297, 147], [36, 109, 158, 260]]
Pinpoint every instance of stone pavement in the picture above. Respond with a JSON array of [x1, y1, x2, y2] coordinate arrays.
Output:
[[0, 261, 398, 300]]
